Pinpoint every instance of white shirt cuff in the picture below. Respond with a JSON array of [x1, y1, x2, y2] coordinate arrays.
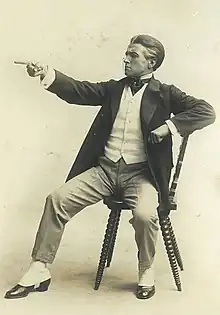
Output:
[[41, 67, 56, 89], [165, 120, 179, 135]]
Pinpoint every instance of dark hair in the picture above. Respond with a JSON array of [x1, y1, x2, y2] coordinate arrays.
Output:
[[130, 34, 165, 71]]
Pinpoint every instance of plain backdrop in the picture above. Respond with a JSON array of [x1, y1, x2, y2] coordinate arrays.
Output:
[[0, 1, 220, 314]]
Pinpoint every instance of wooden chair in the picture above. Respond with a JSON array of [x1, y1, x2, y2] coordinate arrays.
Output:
[[94, 136, 189, 292]]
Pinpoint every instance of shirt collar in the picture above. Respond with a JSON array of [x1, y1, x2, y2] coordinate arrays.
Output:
[[140, 72, 153, 80]]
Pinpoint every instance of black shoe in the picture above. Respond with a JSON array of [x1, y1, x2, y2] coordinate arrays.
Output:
[[136, 285, 155, 299], [4, 278, 51, 299]]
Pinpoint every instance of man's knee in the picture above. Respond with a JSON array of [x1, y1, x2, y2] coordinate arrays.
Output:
[[135, 211, 158, 225], [46, 187, 67, 207], [45, 188, 73, 224], [132, 198, 159, 229], [134, 195, 158, 223]]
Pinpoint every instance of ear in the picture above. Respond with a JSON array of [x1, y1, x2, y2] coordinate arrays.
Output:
[[148, 58, 157, 69]]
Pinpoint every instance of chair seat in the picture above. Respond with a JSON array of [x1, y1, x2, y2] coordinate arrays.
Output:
[[103, 195, 131, 210]]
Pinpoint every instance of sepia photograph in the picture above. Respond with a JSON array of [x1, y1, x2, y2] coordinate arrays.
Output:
[[0, 1, 219, 314]]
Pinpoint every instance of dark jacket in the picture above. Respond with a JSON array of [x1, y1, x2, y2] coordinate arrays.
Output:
[[48, 71, 216, 212]]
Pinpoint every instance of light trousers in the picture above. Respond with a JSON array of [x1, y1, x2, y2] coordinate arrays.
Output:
[[31, 156, 159, 280]]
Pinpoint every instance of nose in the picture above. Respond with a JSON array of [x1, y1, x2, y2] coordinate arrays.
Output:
[[123, 56, 130, 64]]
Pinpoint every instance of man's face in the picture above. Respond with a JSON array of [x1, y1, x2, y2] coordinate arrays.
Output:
[[123, 43, 154, 77]]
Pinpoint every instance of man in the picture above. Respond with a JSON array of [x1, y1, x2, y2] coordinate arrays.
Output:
[[5, 34, 215, 300]]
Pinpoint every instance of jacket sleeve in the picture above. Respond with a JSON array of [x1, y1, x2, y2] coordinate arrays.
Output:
[[47, 70, 110, 106], [169, 85, 216, 137]]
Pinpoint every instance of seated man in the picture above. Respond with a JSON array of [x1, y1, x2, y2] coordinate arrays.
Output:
[[5, 34, 215, 300]]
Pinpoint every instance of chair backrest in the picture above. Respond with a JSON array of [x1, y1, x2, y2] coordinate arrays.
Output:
[[169, 136, 189, 210]]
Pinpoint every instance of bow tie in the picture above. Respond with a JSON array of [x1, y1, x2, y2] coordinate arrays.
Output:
[[127, 77, 151, 95]]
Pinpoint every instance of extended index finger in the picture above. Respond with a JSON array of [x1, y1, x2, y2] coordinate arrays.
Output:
[[14, 60, 33, 66]]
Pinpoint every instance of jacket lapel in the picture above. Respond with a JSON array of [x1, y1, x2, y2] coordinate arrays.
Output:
[[140, 77, 162, 127], [110, 76, 162, 126]]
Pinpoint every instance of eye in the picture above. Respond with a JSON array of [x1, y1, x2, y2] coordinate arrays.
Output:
[[130, 52, 139, 58], [124, 51, 139, 59]]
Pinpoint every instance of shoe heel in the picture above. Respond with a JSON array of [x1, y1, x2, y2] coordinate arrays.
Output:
[[37, 279, 51, 292]]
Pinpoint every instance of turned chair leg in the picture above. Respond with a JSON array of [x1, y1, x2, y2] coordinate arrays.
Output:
[[166, 217, 184, 271], [159, 216, 182, 291], [106, 209, 122, 268], [94, 208, 121, 290]]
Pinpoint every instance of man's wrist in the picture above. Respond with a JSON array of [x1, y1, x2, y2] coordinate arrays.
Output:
[[40, 67, 56, 89], [165, 120, 179, 136], [40, 69, 47, 81]]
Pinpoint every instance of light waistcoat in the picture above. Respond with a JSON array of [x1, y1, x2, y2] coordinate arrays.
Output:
[[104, 84, 148, 164]]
